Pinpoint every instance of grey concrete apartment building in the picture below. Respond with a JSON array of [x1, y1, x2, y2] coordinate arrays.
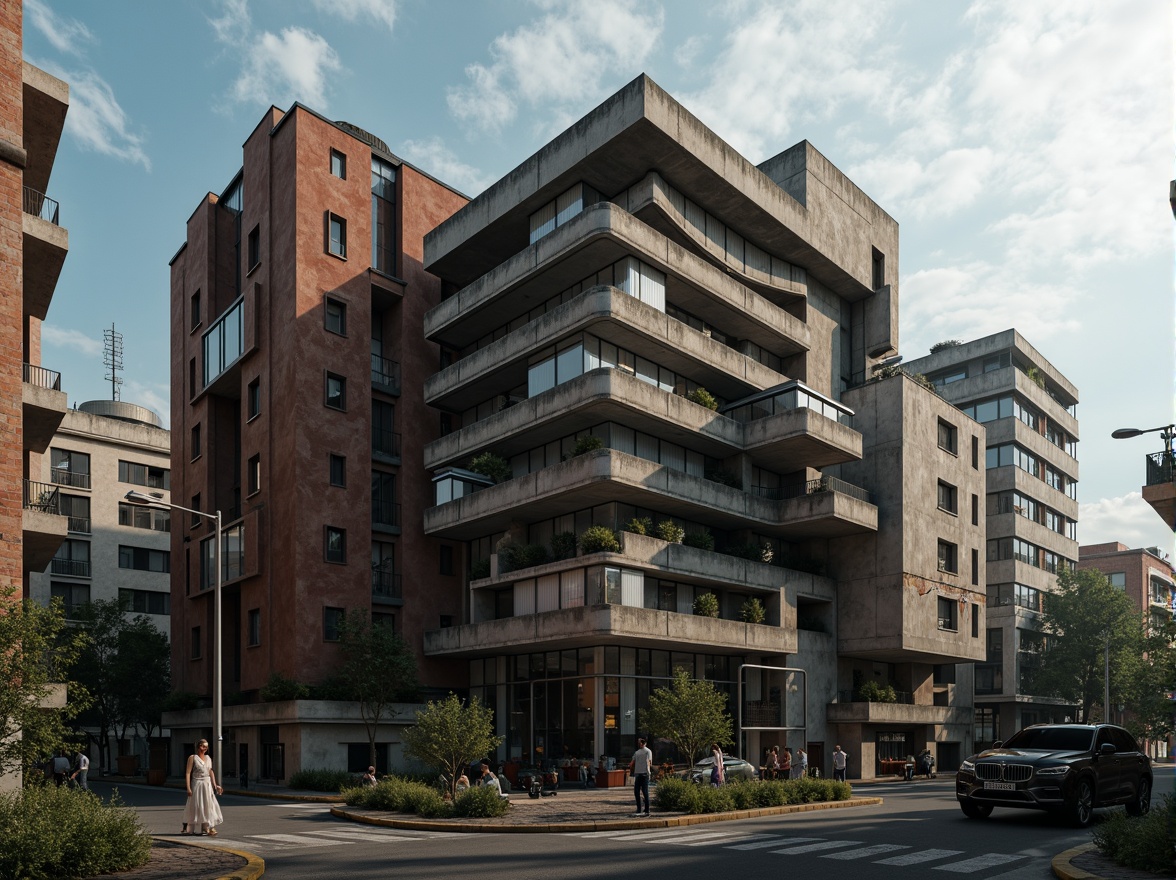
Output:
[[420, 75, 986, 780], [907, 331, 1080, 744]]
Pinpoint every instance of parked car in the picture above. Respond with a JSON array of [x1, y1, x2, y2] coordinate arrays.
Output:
[[690, 755, 758, 783], [956, 723, 1152, 827]]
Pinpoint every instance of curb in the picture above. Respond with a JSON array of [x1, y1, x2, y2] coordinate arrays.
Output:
[[1052, 843, 1099, 880], [104, 779, 343, 803], [161, 836, 265, 880], [330, 795, 884, 833]]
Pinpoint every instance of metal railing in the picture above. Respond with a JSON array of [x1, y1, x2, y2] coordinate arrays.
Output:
[[51, 558, 90, 577], [372, 499, 401, 529], [50, 467, 90, 489], [371, 354, 401, 394], [22, 362, 62, 390], [23, 479, 60, 513], [1145, 451, 1174, 487], [23, 186, 60, 224], [67, 516, 91, 534], [750, 475, 871, 504], [372, 427, 402, 458], [372, 570, 403, 600]]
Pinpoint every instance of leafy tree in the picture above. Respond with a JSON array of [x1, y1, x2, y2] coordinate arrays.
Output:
[[0, 587, 88, 780], [110, 619, 170, 752], [401, 694, 502, 801], [642, 668, 733, 773], [1029, 568, 1145, 722], [1121, 617, 1176, 745], [337, 610, 419, 769]]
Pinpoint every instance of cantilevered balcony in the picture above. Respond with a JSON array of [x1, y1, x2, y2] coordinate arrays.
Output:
[[22, 186, 67, 321], [22, 61, 68, 195], [22, 362, 67, 453], [424, 449, 877, 541], [22, 479, 67, 573], [1142, 450, 1176, 529]]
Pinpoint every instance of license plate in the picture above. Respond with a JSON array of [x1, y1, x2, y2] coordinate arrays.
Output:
[[983, 781, 1015, 791]]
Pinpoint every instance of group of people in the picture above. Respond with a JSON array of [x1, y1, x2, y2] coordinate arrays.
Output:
[[44, 749, 89, 789], [761, 745, 808, 779]]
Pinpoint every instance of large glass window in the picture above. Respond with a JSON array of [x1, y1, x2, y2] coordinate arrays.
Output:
[[202, 297, 244, 386], [118, 460, 171, 490], [50, 448, 91, 489], [371, 157, 397, 274], [118, 545, 170, 573]]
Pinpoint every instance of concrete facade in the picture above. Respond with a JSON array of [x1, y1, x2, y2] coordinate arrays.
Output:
[[420, 74, 981, 780], [165, 104, 468, 781], [1, 3, 71, 793], [907, 330, 1080, 743]]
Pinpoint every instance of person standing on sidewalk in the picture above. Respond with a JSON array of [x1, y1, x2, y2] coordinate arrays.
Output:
[[183, 739, 224, 836], [630, 738, 653, 816], [832, 745, 848, 783], [71, 750, 89, 790]]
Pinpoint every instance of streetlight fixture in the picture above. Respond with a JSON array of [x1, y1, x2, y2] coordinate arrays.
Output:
[[124, 490, 224, 785], [1111, 424, 1175, 450]]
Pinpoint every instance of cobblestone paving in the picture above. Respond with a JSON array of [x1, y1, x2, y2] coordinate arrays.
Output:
[[82, 839, 246, 880]]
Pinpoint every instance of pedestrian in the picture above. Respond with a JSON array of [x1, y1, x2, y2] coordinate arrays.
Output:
[[182, 739, 224, 836], [710, 742, 725, 786], [52, 750, 70, 786], [361, 765, 378, 787], [630, 737, 653, 817], [918, 748, 934, 779], [71, 750, 90, 790], [780, 747, 792, 779], [764, 746, 779, 780], [478, 758, 509, 802], [795, 748, 808, 779], [832, 744, 847, 783], [455, 773, 470, 793]]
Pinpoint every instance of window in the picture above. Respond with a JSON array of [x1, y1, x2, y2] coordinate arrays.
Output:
[[972, 603, 979, 637], [191, 424, 201, 460], [328, 213, 347, 257], [50, 582, 90, 619], [372, 400, 397, 456], [871, 247, 885, 289], [325, 527, 346, 564], [971, 493, 979, 526], [1108, 572, 1126, 590], [937, 540, 958, 574], [325, 296, 346, 335], [372, 471, 398, 528], [190, 494, 201, 528], [247, 225, 260, 270], [329, 453, 346, 487], [119, 588, 170, 615], [247, 377, 261, 420], [937, 596, 958, 631], [60, 494, 91, 533], [119, 460, 171, 490], [933, 664, 956, 685], [330, 149, 346, 179], [248, 609, 261, 646], [118, 545, 171, 573], [191, 626, 202, 660], [324, 607, 344, 642], [971, 435, 979, 469], [440, 545, 454, 576], [189, 357, 196, 398], [51, 539, 90, 577], [247, 454, 260, 495], [937, 480, 958, 514], [325, 372, 346, 410], [371, 157, 397, 275], [191, 289, 201, 331], [118, 502, 170, 532], [937, 419, 958, 454], [50, 448, 91, 488]]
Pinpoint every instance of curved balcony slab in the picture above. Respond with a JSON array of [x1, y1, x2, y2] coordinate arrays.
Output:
[[742, 407, 862, 472], [423, 604, 794, 658], [425, 449, 877, 541], [424, 286, 786, 412]]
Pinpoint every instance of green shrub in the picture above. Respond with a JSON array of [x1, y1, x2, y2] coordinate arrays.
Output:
[[0, 786, 151, 880], [468, 452, 511, 483], [579, 525, 620, 554], [452, 785, 510, 818], [551, 531, 577, 560], [625, 516, 652, 536], [693, 592, 719, 618], [260, 672, 310, 702], [288, 768, 354, 792], [572, 434, 604, 455], [499, 543, 548, 572], [688, 388, 719, 410], [683, 531, 715, 551], [740, 597, 766, 624], [654, 776, 851, 815], [1092, 794, 1175, 875], [655, 520, 685, 543], [705, 467, 742, 489], [929, 339, 962, 353], [344, 775, 453, 817], [856, 680, 897, 703], [469, 558, 491, 579]]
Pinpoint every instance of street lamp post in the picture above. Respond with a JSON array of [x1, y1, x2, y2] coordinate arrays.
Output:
[[125, 491, 223, 785]]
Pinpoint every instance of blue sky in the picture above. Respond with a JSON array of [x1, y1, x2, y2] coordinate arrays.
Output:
[[23, 0, 1174, 555]]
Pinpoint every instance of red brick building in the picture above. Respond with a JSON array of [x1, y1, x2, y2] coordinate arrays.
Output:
[[165, 104, 467, 780], [1077, 542, 1174, 638]]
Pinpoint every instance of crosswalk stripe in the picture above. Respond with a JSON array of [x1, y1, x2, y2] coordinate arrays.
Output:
[[663, 831, 757, 846], [822, 844, 911, 860], [771, 840, 863, 854], [681, 833, 774, 847], [247, 833, 350, 847], [265, 803, 332, 809], [876, 849, 964, 865], [606, 828, 724, 842], [727, 837, 819, 850], [303, 830, 422, 842], [933, 854, 1026, 873]]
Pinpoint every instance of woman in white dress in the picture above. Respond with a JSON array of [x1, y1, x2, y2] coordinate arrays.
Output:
[[183, 739, 224, 836]]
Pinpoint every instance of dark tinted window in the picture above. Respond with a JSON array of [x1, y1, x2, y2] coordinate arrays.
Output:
[[1002, 727, 1094, 751], [1109, 728, 1137, 753]]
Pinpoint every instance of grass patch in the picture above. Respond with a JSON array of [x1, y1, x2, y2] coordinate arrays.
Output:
[[287, 768, 356, 792], [0, 785, 151, 880], [655, 776, 852, 814], [1091, 795, 1175, 876]]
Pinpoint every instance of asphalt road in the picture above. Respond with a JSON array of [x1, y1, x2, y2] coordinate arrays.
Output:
[[98, 767, 1174, 880]]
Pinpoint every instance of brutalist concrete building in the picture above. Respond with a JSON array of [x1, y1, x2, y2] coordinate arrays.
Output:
[[421, 75, 986, 779]]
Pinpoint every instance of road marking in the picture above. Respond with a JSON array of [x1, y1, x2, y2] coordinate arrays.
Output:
[[875, 849, 965, 865], [675, 832, 769, 846], [822, 844, 911, 860], [265, 803, 334, 810], [246, 833, 350, 847], [727, 837, 821, 850], [771, 840, 864, 854], [933, 854, 1026, 873], [303, 829, 423, 842]]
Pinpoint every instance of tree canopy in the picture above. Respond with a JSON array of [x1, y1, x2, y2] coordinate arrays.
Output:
[[642, 667, 733, 771], [401, 694, 501, 800]]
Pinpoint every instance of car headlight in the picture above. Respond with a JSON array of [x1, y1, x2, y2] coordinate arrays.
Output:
[[959, 760, 975, 772], [1034, 765, 1070, 776]]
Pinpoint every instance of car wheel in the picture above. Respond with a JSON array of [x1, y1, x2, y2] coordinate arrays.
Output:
[[1125, 778, 1151, 817], [1068, 778, 1095, 827], [960, 800, 993, 819]]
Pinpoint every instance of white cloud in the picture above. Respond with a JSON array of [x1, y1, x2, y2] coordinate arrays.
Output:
[[1079, 493, 1175, 557], [230, 27, 342, 110], [208, 0, 250, 45], [311, 0, 397, 34], [25, 0, 94, 55], [121, 380, 170, 429], [673, 35, 705, 68], [447, 0, 664, 134], [56, 68, 151, 170], [398, 137, 496, 196], [41, 325, 102, 357]]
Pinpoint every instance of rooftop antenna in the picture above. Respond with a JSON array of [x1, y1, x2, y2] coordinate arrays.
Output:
[[103, 323, 123, 401]]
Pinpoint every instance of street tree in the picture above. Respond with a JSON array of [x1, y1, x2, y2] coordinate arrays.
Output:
[[1029, 568, 1145, 723], [1121, 616, 1176, 745], [401, 694, 502, 800], [642, 667, 733, 772], [0, 587, 88, 779], [337, 610, 419, 770]]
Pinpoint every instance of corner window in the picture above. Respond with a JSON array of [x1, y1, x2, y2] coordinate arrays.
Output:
[[325, 296, 347, 335], [325, 526, 346, 564], [328, 213, 347, 257], [325, 372, 347, 411], [330, 149, 347, 179], [324, 606, 344, 642], [247, 225, 260, 271], [329, 453, 346, 487], [937, 596, 958, 631], [937, 480, 958, 515], [247, 378, 261, 420], [937, 540, 958, 574], [938, 419, 958, 455], [247, 609, 261, 647]]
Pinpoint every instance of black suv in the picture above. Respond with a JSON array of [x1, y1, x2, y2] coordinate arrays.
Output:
[[956, 723, 1152, 826]]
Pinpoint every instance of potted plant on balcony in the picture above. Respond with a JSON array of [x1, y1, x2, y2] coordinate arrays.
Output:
[[624, 516, 651, 535], [655, 520, 685, 543], [740, 597, 765, 624], [468, 451, 511, 484], [693, 592, 719, 618], [579, 526, 620, 554]]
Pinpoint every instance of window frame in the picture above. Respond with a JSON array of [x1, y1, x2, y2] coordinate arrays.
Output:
[[937, 480, 958, 515], [330, 149, 347, 180], [937, 539, 958, 574], [247, 224, 260, 272], [324, 295, 347, 336], [324, 372, 347, 411], [247, 377, 261, 421], [247, 608, 261, 647], [937, 419, 958, 455], [325, 526, 346, 564], [247, 453, 261, 496], [323, 606, 344, 642], [329, 453, 346, 488], [937, 596, 958, 632], [328, 212, 347, 258]]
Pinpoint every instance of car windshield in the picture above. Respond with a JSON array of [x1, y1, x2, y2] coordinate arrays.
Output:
[[1001, 727, 1094, 752]]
